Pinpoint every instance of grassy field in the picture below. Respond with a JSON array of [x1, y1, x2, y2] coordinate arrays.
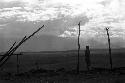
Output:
[[0, 49, 125, 83], [1, 49, 125, 73]]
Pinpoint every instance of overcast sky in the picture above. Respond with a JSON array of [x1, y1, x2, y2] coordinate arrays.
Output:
[[0, 0, 125, 51]]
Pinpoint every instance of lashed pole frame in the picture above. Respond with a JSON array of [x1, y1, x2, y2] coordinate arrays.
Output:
[[105, 27, 113, 70], [15, 53, 22, 74], [77, 21, 81, 74], [0, 25, 44, 68]]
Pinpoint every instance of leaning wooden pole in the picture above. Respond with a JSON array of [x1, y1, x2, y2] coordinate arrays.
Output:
[[77, 22, 81, 74], [105, 27, 112, 70], [0, 25, 44, 68], [0, 36, 26, 67], [0, 42, 16, 62]]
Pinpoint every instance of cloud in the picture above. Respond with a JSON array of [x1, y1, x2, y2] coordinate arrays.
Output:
[[0, 0, 107, 22], [0, 0, 125, 40], [0, 0, 125, 50]]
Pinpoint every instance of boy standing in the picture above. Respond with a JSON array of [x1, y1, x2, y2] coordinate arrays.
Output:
[[85, 46, 91, 71]]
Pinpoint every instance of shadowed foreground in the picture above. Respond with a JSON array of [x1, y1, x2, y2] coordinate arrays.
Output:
[[1, 68, 125, 83], [0, 49, 125, 83]]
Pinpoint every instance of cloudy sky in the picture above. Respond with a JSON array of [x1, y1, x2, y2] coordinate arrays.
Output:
[[0, 0, 125, 51]]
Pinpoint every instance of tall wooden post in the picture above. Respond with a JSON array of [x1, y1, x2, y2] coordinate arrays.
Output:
[[17, 54, 19, 74], [105, 27, 112, 70], [77, 21, 81, 74], [14, 53, 22, 74]]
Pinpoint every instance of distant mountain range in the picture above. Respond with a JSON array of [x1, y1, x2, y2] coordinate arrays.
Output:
[[0, 35, 125, 52]]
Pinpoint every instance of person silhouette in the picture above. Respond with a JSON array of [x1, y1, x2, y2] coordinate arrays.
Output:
[[85, 46, 91, 71]]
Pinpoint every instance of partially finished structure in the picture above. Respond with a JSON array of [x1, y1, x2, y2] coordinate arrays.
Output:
[[0, 25, 45, 68]]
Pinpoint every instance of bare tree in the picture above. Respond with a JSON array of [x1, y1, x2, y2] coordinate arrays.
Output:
[[0, 25, 44, 68], [105, 27, 112, 70]]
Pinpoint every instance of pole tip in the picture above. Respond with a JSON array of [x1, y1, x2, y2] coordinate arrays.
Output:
[[105, 27, 109, 30]]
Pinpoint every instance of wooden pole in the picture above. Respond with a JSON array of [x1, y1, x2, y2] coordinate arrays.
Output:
[[16, 54, 19, 74], [105, 27, 112, 70], [0, 25, 44, 68], [77, 21, 81, 74]]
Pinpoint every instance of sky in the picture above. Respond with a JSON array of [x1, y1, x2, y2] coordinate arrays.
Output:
[[0, 0, 125, 51]]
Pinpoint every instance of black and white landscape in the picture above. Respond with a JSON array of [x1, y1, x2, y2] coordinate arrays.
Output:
[[0, 0, 125, 83]]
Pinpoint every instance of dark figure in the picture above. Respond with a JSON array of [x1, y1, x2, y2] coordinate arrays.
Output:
[[85, 46, 91, 71]]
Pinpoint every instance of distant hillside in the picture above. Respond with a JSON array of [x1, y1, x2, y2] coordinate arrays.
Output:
[[0, 35, 125, 52]]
